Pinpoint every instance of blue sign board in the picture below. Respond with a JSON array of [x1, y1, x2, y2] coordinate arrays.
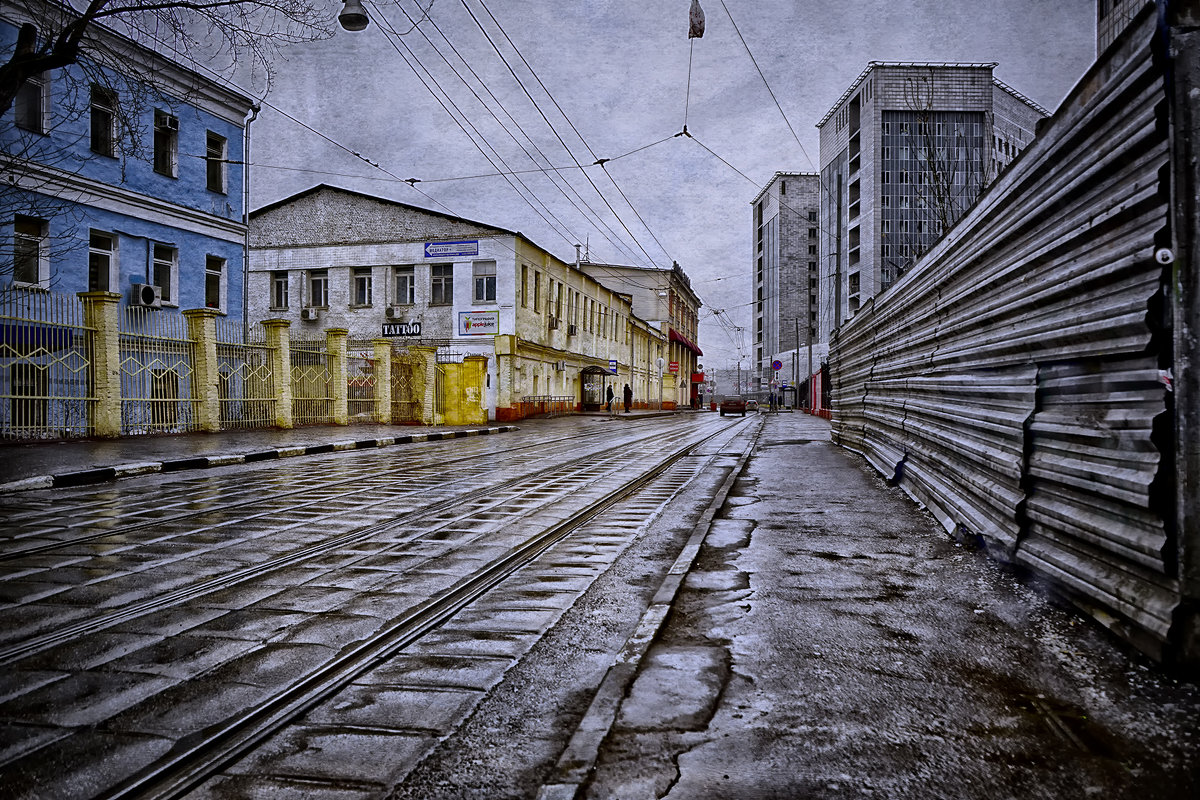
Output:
[[425, 240, 479, 258], [609, 359, 618, 374]]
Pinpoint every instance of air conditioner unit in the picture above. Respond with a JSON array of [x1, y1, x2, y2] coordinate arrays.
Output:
[[300, 307, 320, 321], [548, 316, 559, 330], [567, 324, 578, 336], [385, 305, 402, 319], [131, 283, 162, 309]]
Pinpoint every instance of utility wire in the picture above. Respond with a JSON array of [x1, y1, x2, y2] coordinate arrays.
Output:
[[366, 1, 581, 250], [398, 0, 649, 267], [465, 0, 667, 268], [718, 0, 815, 172], [474, 0, 675, 266]]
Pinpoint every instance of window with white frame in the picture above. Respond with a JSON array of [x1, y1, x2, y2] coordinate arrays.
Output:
[[431, 264, 453, 306], [88, 230, 115, 291], [13, 216, 47, 285], [271, 271, 289, 309], [14, 72, 48, 134], [206, 131, 227, 194], [90, 86, 117, 157], [154, 110, 179, 177], [309, 269, 328, 307], [394, 265, 414, 304], [352, 267, 373, 306], [473, 260, 496, 303], [205, 256, 225, 310], [152, 243, 176, 303]]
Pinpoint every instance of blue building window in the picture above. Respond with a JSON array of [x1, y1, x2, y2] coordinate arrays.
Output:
[[90, 86, 117, 157], [205, 256, 225, 310], [152, 244, 175, 303], [14, 216, 48, 285], [88, 231, 115, 291], [154, 110, 178, 178], [206, 131, 227, 194], [15, 72, 48, 135]]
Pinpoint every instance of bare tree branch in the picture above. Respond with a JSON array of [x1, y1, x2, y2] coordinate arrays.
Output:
[[1, 0, 334, 117]]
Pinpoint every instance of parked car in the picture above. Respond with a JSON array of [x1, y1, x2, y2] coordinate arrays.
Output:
[[719, 396, 747, 417]]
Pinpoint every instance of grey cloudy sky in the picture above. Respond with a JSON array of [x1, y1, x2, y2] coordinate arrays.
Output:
[[252, 0, 1098, 367]]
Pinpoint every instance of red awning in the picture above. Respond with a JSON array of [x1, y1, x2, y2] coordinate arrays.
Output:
[[668, 327, 703, 357]]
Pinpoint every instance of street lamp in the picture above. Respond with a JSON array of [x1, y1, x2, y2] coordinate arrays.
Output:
[[339, 0, 370, 31]]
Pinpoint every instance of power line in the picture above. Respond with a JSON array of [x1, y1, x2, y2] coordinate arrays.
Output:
[[466, 0, 672, 267], [392, 0, 650, 267]]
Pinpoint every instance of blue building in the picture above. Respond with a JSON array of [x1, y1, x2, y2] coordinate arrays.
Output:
[[1, 0, 255, 321]]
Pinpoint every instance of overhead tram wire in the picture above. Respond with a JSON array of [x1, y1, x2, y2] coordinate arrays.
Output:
[[239, 132, 678, 188], [364, 1, 582, 252], [387, 0, 650, 268], [461, 0, 665, 269], [718, 0, 815, 171], [121, 13, 598, 279], [474, 0, 677, 267]]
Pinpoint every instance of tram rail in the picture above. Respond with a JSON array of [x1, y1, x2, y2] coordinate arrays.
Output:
[[99, 418, 756, 799]]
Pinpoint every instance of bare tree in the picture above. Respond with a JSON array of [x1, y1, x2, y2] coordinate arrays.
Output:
[[879, 70, 995, 289], [1, 0, 333, 283], [1, 0, 334, 119]]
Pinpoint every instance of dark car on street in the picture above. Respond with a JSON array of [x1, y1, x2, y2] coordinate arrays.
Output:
[[719, 396, 747, 417]]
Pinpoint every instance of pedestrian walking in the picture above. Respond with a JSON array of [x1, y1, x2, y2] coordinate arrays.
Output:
[[623, 383, 633, 413]]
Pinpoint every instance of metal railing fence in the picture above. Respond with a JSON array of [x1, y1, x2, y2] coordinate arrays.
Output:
[[217, 319, 276, 429], [290, 335, 333, 426], [120, 305, 196, 435], [0, 285, 94, 440], [347, 339, 377, 420]]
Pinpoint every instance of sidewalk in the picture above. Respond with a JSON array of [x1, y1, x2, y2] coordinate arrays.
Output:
[[0, 409, 684, 494], [558, 412, 1200, 799], [0, 423, 517, 493]]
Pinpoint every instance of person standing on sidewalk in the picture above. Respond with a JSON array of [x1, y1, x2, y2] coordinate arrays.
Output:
[[623, 384, 633, 413], [606, 384, 614, 413]]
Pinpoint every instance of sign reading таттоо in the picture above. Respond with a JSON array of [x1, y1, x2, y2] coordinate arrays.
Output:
[[382, 321, 422, 337]]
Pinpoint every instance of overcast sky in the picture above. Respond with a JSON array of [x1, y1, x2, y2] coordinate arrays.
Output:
[[252, 0, 1098, 368]]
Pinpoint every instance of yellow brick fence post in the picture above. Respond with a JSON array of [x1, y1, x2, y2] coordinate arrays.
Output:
[[183, 308, 222, 433], [372, 338, 392, 424], [409, 345, 437, 426], [262, 319, 293, 429], [79, 291, 122, 438], [326, 327, 349, 426]]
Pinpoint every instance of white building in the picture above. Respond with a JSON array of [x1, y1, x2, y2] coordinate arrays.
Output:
[[248, 185, 668, 421]]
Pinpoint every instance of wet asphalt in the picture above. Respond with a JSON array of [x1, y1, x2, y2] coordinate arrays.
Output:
[[2, 411, 1197, 799], [578, 412, 1200, 799]]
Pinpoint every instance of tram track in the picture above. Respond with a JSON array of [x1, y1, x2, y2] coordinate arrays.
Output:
[[0, 416, 672, 562], [98, 419, 748, 800], [98, 418, 756, 800], [0, 417, 746, 666]]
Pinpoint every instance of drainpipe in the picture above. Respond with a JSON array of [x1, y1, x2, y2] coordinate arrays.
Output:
[[242, 102, 260, 344]]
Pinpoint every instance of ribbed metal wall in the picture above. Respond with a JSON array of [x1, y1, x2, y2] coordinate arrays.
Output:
[[828, 10, 1179, 659]]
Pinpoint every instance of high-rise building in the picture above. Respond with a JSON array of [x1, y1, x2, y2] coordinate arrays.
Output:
[[750, 173, 819, 386], [1097, 0, 1144, 55], [816, 62, 1047, 345]]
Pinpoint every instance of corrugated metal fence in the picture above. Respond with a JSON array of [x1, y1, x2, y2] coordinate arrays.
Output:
[[828, 11, 1181, 660]]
